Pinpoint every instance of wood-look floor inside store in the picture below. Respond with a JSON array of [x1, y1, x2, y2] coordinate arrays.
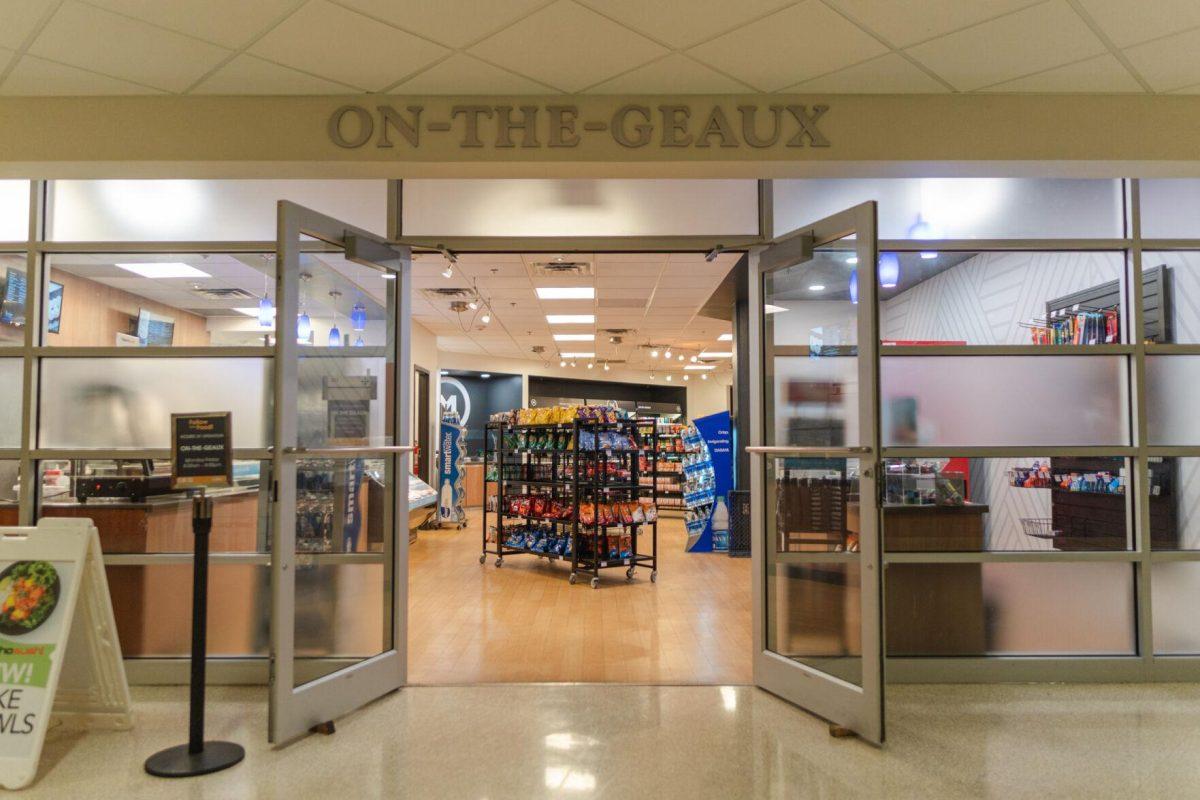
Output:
[[408, 513, 752, 685]]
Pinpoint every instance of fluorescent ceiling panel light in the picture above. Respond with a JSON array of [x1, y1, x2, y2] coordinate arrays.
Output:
[[115, 261, 210, 279], [700, 351, 733, 358], [546, 314, 595, 324], [536, 287, 594, 299], [685, 365, 716, 371], [718, 333, 733, 341], [553, 333, 595, 342], [559, 351, 595, 358], [764, 304, 787, 315], [233, 307, 266, 317]]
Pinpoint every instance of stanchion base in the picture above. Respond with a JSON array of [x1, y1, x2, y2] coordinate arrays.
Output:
[[145, 741, 244, 778]]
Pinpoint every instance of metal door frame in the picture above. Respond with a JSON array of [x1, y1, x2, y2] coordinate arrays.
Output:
[[270, 200, 412, 744], [748, 201, 884, 744]]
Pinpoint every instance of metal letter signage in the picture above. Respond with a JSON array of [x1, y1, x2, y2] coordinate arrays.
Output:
[[325, 101, 831, 152]]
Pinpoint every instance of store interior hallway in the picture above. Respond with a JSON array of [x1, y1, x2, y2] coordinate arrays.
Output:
[[22, 682, 1200, 799], [407, 514, 752, 684]]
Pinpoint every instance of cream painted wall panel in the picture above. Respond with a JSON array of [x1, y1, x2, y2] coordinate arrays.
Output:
[[402, 179, 758, 237], [49, 179, 387, 241], [0, 181, 28, 241]]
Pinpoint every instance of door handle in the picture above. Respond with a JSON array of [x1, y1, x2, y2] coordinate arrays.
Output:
[[745, 446, 873, 456]]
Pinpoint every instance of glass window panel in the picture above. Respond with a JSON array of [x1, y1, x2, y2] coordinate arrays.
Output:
[[1142, 252, 1200, 344], [881, 355, 1130, 447], [401, 179, 759, 236], [0, 253, 28, 346], [1151, 457, 1200, 550], [49, 180, 386, 242], [0, 359, 22, 449], [880, 251, 1126, 346], [44, 253, 276, 347], [883, 457, 1130, 552], [885, 562, 1135, 656], [0, 181, 30, 242], [1146, 356, 1200, 446], [38, 357, 271, 449], [0, 461, 18, 523], [38, 459, 269, 553], [1151, 562, 1200, 655], [1139, 180, 1200, 239], [773, 178, 1124, 240]]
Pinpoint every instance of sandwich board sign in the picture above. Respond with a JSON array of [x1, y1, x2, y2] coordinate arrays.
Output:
[[0, 518, 131, 789]]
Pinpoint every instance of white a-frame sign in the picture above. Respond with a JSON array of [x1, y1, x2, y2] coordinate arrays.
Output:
[[0, 518, 132, 789]]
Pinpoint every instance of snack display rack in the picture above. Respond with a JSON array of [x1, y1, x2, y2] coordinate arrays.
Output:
[[481, 413, 658, 589], [639, 420, 686, 511]]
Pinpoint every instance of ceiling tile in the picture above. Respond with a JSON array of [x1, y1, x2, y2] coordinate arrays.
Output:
[[28, 1, 232, 92], [0, 0, 57, 50], [827, 0, 1039, 48], [585, 53, 753, 94], [468, 0, 667, 92], [784, 52, 948, 93], [0, 52, 163, 95], [250, 0, 448, 91], [905, 0, 1106, 91], [687, 1, 887, 91], [391, 53, 556, 94], [982, 53, 1143, 92], [337, 0, 547, 48], [83, 0, 300, 49], [1076, 0, 1200, 49], [192, 54, 354, 94], [577, 0, 792, 49], [1124, 26, 1200, 91]]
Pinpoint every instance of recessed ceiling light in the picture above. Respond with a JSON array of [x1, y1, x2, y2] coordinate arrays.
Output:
[[553, 333, 595, 342], [536, 287, 594, 299], [546, 314, 595, 324], [559, 351, 595, 358], [764, 304, 787, 314], [700, 373, 708, 380], [115, 262, 210, 279], [718, 333, 733, 342], [700, 351, 733, 358], [480, 373, 491, 378], [685, 365, 717, 371], [650, 349, 659, 358], [665, 375, 672, 381], [683, 375, 689, 381], [560, 359, 567, 367], [808, 284, 825, 292]]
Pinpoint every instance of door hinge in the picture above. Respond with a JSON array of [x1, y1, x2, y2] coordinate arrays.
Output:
[[271, 479, 279, 503]]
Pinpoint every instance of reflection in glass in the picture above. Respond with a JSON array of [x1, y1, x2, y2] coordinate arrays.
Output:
[[882, 457, 1131, 552], [0, 462, 18, 523], [44, 253, 277, 348], [886, 562, 1135, 656], [879, 251, 1125, 346], [39, 358, 271, 449], [37, 459, 269, 554], [0, 254, 27, 346], [1150, 457, 1200, 550], [1152, 563, 1200, 654], [1147, 357, 1200, 446], [881, 356, 1129, 447], [767, 561, 861, 686], [0, 360, 21, 448], [768, 456, 861, 555], [0, 181, 30, 242]]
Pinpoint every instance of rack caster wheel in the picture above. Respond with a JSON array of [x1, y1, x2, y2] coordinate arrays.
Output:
[[650, 570, 658, 583], [568, 573, 577, 585], [495, 557, 503, 567], [590, 577, 600, 589], [625, 567, 635, 581], [479, 554, 486, 565]]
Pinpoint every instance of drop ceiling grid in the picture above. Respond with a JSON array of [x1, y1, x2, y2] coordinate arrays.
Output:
[[2, 0, 1194, 94]]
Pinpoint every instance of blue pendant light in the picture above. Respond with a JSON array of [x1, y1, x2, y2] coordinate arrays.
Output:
[[258, 295, 274, 328], [350, 301, 367, 332], [328, 324, 342, 347], [878, 253, 900, 289], [353, 336, 365, 347], [296, 312, 311, 343], [849, 269, 858, 305], [908, 215, 939, 259]]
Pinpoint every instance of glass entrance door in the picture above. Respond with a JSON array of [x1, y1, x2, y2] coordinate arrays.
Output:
[[748, 202, 884, 744], [270, 201, 411, 743]]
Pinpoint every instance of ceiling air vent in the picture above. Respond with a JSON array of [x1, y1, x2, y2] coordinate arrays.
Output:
[[190, 287, 255, 300], [532, 260, 593, 277], [422, 287, 473, 301]]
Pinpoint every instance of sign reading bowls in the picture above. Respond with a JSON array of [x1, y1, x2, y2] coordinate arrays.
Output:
[[170, 412, 232, 490]]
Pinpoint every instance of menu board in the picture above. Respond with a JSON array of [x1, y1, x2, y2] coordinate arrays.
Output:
[[171, 412, 233, 490]]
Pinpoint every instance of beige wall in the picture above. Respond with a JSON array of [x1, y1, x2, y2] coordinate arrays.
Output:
[[48, 268, 208, 347]]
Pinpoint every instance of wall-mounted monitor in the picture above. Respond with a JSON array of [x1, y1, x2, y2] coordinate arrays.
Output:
[[136, 308, 175, 347], [0, 268, 27, 326], [46, 281, 63, 334]]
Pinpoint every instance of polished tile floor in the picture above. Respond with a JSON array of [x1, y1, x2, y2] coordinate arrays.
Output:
[[408, 513, 752, 684], [23, 682, 1200, 798]]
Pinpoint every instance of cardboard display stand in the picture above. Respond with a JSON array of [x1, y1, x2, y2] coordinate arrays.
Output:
[[437, 412, 468, 528], [0, 518, 132, 790]]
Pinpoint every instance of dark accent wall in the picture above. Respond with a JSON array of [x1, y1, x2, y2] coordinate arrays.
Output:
[[528, 376, 686, 416]]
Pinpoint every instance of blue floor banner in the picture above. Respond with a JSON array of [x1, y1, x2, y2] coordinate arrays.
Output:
[[684, 411, 733, 553]]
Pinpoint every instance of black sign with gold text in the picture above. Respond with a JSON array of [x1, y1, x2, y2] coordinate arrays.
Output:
[[170, 412, 233, 490]]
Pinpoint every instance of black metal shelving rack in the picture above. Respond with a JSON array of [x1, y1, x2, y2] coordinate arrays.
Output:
[[481, 418, 658, 589], [643, 420, 685, 511]]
